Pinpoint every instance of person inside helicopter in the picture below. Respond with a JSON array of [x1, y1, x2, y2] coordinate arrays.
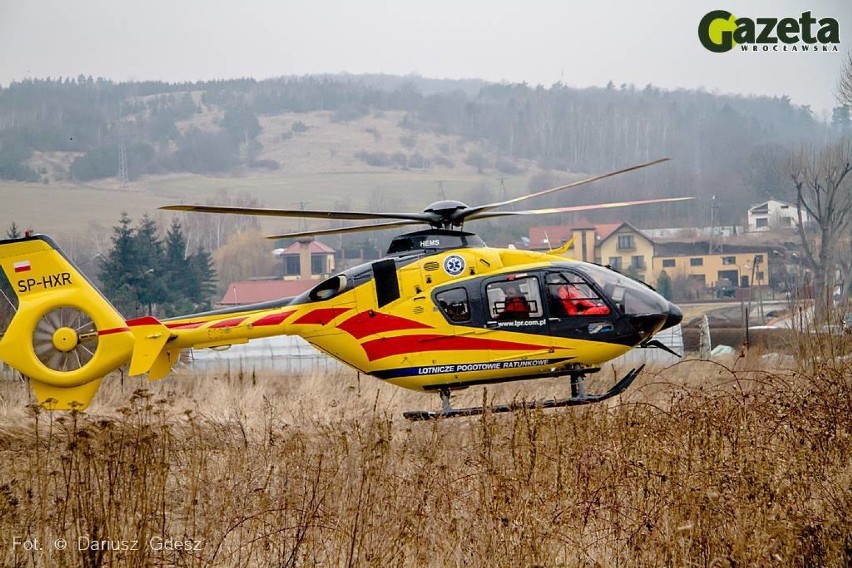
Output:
[[547, 274, 611, 316], [497, 283, 531, 319]]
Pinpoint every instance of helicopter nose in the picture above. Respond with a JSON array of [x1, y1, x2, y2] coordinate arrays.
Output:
[[661, 302, 683, 330], [628, 314, 668, 340]]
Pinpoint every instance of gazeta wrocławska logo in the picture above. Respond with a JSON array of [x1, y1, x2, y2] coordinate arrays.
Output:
[[698, 10, 840, 53]]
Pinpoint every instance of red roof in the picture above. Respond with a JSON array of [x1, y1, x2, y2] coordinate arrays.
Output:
[[588, 223, 621, 241], [529, 225, 573, 248], [278, 240, 335, 255], [220, 280, 316, 305], [528, 223, 623, 249]]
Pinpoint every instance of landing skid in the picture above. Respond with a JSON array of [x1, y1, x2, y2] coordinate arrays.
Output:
[[403, 365, 644, 421]]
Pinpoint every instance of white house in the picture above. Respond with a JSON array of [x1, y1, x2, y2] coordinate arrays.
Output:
[[747, 199, 809, 231]]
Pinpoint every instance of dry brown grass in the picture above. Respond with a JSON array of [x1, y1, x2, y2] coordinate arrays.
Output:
[[0, 346, 849, 567]]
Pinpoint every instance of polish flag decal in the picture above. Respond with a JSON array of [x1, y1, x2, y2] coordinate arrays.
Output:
[[13, 260, 31, 273]]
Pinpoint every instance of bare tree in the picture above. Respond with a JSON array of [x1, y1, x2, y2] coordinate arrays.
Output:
[[179, 191, 262, 253], [837, 50, 852, 107], [790, 139, 852, 321]]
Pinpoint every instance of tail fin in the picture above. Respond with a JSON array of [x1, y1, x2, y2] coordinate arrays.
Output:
[[0, 235, 135, 409]]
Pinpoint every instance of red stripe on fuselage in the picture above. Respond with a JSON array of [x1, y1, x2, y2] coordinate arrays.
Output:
[[338, 311, 432, 339], [210, 317, 248, 329], [126, 316, 160, 327], [253, 310, 296, 327], [293, 307, 351, 325], [98, 326, 131, 336], [361, 334, 544, 362], [165, 321, 206, 329], [163, 310, 295, 330]]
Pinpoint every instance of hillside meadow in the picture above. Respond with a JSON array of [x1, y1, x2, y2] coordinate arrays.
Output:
[[2, 108, 537, 244], [0, 168, 523, 243], [0, 344, 848, 567]]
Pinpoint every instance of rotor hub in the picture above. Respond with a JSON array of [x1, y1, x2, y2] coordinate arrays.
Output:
[[423, 200, 469, 228], [34, 307, 99, 372], [52, 327, 79, 353]]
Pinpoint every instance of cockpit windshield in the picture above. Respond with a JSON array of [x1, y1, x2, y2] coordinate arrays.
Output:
[[575, 263, 668, 317]]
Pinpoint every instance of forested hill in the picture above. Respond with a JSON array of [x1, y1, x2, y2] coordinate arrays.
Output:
[[0, 73, 844, 223]]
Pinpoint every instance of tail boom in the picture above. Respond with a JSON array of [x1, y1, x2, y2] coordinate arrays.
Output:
[[125, 307, 299, 381], [0, 235, 304, 409]]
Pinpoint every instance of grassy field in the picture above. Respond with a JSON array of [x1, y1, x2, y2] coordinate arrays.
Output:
[[0, 344, 848, 566]]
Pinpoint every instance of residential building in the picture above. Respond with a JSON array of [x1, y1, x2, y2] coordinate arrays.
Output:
[[597, 223, 655, 281], [528, 222, 654, 281], [273, 239, 335, 279], [747, 199, 809, 231], [652, 242, 776, 294], [221, 238, 336, 306]]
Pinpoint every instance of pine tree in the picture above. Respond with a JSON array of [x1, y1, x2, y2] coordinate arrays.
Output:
[[6, 223, 21, 239], [656, 270, 673, 301], [161, 218, 217, 316], [99, 212, 139, 316], [134, 215, 169, 315], [190, 247, 217, 310], [162, 218, 194, 315], [163, 218, 188, 293]]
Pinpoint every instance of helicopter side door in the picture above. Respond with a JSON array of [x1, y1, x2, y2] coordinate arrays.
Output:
[[482, 274, 547, 331], [479, 273, 557, 367]]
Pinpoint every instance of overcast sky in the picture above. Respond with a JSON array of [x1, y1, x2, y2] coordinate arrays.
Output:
[[1, 0, 849, 117]]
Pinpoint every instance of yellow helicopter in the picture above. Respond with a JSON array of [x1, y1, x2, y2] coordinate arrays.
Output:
[[0, 158, 689, 419]]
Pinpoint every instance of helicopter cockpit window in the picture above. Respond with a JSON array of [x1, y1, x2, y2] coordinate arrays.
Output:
[[486, 276, 543, 320], [309, 275, 348, 301], [577, 264, 668, 316], [435, 287, 471, 323], [546, 272, 611, 317]]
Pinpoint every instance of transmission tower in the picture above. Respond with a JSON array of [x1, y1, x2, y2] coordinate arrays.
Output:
[[436, 180, 447, 200], [118, 139, 129, 187], [708, 194, 722, 254]]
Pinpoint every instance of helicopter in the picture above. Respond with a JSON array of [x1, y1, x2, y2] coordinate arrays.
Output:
[[0, 158, 689, 419]]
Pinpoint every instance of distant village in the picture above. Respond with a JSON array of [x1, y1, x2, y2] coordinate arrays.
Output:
[[221, 197, 819, 307]]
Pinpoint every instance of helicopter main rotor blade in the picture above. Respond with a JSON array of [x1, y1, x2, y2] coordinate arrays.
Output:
[[265, 220, 423, 240], [455, 158, 670, 222], [467, 196, 694, 220], [161, 204, 435, 224]]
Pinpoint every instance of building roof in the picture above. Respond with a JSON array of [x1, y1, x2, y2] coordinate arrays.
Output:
[[277, 240, 336, 255], [220, 279, 315, 305], [748, 198, 796, 214], [528, 225, 573, 248], [655, 241, 776, 257], [587, 223, 622, 242], [597, 222, 654, 245], [528, 222, 645, 249]]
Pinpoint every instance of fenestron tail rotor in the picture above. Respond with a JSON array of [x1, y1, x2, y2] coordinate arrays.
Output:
[[33, 307, 99, 372]]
